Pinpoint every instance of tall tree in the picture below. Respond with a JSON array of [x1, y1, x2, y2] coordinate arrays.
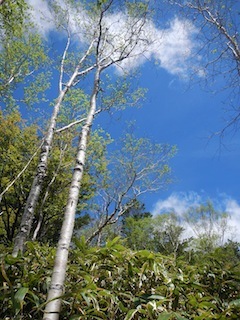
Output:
[[43, 1, 155, 318], [12, 3, 99, 256]]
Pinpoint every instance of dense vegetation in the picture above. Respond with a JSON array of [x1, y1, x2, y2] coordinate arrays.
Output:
[[1, 238, 240, 319]]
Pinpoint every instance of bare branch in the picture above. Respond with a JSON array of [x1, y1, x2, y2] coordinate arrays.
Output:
[[56, 109, 102, 133]]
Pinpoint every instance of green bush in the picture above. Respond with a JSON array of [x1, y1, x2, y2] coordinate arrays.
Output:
[[1, 238, 240, 319]]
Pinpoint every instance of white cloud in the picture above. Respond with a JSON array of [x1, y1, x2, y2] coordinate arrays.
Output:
[[27, 0, 55, 37], [151, 18, 198, 76], [26, 1, 199, 77], [152, 191, 240, 242], [225, 199, 240, 242], [152, 191, 201, 216]]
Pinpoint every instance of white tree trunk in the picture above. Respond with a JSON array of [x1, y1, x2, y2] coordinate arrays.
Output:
[[43, 67, 101, 320], [12, 38, 96, 256], [12, 69, 81, 256]]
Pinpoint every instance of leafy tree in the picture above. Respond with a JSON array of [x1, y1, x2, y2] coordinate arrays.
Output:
[[0, 110, 110, 245], [0, 111, 39, 243], [0, 0, 48, 106], [121, 198, 152, 237], [11, 0, 102, 255], [123, 215, 154, 250], [123, 199, 152, 220], [123, 211, 188, 256]]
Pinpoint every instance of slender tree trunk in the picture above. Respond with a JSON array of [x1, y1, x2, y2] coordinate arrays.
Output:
[[32, 144, 67, 241], [43, 66, 101, 320], [12, 70, 79, 256]]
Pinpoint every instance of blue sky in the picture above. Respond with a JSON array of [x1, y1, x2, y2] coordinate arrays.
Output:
[[24, 0, 240, 240], [100, 61, 240, 234]]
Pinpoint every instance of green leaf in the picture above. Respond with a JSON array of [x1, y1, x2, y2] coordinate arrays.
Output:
[[147, 294, 166, 300], [13, 287, 28, 315], [14, 287, 29, 301], [27, 290, 40, 307], [157, 312, 173, 320], [105, 236, 121, 248], [81, 292, 91, 306], [124, 309, 139, 320], [74, 236, 88, 252], [5, 254, 23, 265]]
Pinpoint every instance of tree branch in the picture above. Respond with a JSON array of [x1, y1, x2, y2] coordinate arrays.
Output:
[[0, 140, 44, 203]]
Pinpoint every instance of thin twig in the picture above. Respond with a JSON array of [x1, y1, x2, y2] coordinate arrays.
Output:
[[0, 140, 44, 203]]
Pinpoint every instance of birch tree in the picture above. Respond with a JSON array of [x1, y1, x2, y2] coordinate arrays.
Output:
[[12, 4, 99, 256], [43, 1, 155, 318]]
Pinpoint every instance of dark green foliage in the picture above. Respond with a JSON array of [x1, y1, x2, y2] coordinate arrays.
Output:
[[1, 239, 240, 319]]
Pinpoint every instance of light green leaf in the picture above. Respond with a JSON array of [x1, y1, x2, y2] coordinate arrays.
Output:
[[124, 309, 139, 320], [157, 312, 173, 320]]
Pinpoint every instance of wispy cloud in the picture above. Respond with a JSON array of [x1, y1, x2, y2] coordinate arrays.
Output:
[[27, 0, 55, 37], [26, 0, 199, 77], [152, 191, 201, 216], [152, 191, 240, 242]]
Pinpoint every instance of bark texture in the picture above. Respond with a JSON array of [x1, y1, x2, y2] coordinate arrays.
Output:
[[12, 69, 80, 256], [12, 34, 96, 256], [43, 67, 101, 320]]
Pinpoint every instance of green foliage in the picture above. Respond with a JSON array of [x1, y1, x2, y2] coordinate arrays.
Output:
[[57, 88, 90, 128], [0, 112, 110, 244], [0, 0, 48, 109], [32, 128, 111, 243], [124, 215, 154, 250], [152, 213, 187, 257], [0, 242, 55, 319], [99, 73, 147, 112], [123, 211, 188, 257], [0, 111, 39, 243], [79, 131, 176, 246], [109, 131, 176, 201], [1, 239, 240, 319], [0, 0, 28, 36]]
